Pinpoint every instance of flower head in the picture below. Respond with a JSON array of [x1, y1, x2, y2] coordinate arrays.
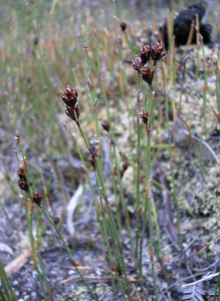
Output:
[[53, 213, 60, 225], [120, 162, 129, 178], [101, 120, 110, 133], [17, 167, 26, 182], [89, 140, 99, 157], [33, 192, 42, 208], [151, 42, 166, 64], [18, 179, 29, 193], [120, 22, 127, 32], [141, 67, 154, 85], [88, 140, 99, 169], [140, 111, 150, 125], [140, 44, 151, 65], [62, 85, 78, 108], [132, 56, 143, 73]]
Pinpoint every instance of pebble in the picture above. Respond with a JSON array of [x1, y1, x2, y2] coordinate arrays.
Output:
[[13, 280, 18, 286], [32, 270, 38, 278], [31, 292, 37, 299]]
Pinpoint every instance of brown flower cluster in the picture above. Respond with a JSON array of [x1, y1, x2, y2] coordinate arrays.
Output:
[[140, 111, 150, 126], [53, 213, 60, 225], [17, 167, 29, 193], [141, 67, 154, 86], [89, 140, 99, 169], [62, 85, 78, 108], [62, 85, 80, 123], [17, 167, 42, 207], [132, 42, 166, 84], [120, 162, 129, 178], [33, 192, 42, 208], [120, 22, 127, 32], [151, 43, 166, 63], [101, 120, 110, 133]]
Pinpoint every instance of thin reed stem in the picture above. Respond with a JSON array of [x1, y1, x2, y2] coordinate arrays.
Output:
[[135, 74, 141, 260], [162, 62, 182, 248], [42, 208, 97, 300]]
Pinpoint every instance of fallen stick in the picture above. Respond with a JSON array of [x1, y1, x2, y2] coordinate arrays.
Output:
[[5, 248, 31, 277]]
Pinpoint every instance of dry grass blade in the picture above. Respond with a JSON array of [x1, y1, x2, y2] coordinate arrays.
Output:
[[5, 249, 31, 277], [174, 117, 220, 164]]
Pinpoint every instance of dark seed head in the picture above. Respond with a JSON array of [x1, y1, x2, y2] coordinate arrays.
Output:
[[89, 140, 99, 156], [18, 179, 29, 193], [33, 192, 42, 208], [17, 167, 26, 181], [101, 120, 110, 133], [132, 56, 143, 73], [140, 111, 150, 125], [141, 67, 154, 85], [53, 213, 60, 225], [120, 162, 129, 178], [150, 42, 166, 63], [140, 44, 151, 64], [62, 85, 78, 108], [120, 22, 127, 32]]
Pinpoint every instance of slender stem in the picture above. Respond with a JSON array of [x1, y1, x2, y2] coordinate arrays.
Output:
[[38, 256, 54, 301], [42, 208, 97, 300], [162, 61, 182, 248], [16, 141, 49, 299], [77, 124, 90, 151], [201, 41, 208, 138], [139, 86, 158, 299], [72, 119, 128, 292], [93, 29, 135, 287], [135, 75, 141, 260], [0, 257, 17, 301]]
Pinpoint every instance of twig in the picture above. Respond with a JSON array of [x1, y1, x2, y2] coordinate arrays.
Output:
[[5, 248, 31, 276], [182, 272, 219, 288], [192, 233, 220, 258]]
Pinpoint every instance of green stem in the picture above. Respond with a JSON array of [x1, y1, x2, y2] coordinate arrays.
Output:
[[139, 87, 158, 300], [0, 257, 16, 301], [163, 62, 182, 248], [135, 75, 141, 260], [42, 208, 97, 300], [38, 256, 54, 301]]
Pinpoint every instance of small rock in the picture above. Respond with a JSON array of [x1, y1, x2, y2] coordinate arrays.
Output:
[[32, 270, 38, 278], [13, 280, 18, 286], [31, 292, 37, 299]]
